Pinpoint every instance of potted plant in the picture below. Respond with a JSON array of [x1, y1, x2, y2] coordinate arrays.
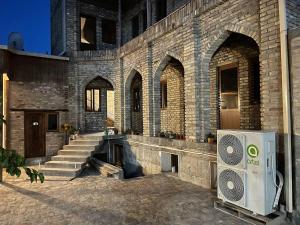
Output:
[[206, 133, 215, 144], [159, 132, 165, 138], [69, 127, 79, 141], [166, 131, 176, 139], [61, 123, 73, 144]]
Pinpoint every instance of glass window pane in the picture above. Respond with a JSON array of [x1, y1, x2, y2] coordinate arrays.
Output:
[[94, 89, 100, 111], [220, 94, 238, 109], [160, 83, 167, 109], [48, 114, 58, 131], [86, 89, 92, 111], [221, 68, 238, 93]]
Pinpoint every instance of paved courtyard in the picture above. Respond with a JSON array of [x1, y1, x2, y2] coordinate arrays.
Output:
[[0, 168, 247, 225]]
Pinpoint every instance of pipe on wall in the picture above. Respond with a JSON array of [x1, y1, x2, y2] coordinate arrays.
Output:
[[278, 0, 293, 214]]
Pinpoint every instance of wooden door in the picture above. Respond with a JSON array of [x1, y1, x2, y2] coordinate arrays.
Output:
[[25, 112, 46, 158], [219, 65, 240, 129]]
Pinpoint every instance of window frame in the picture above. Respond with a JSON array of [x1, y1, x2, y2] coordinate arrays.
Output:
[[47, 112, 59, 132], [85, 88, 101, 112], [80, 14, 97, 51], [218, 63, 240, 110], [160, 81, 168, 109], [131, 14, 140, 39], [133, 87, 141, 112], [102, 19, 117, 45]]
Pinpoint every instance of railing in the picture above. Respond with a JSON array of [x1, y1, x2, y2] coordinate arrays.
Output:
[[119, 0, 227, 56]]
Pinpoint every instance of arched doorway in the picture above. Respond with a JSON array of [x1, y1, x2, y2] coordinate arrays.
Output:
[[209, 33, 261, 133], [130, 72, 143, 134], [84, 76, 114, 133]]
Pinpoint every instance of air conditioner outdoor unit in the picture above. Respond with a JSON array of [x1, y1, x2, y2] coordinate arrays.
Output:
[[217, 130, 277, 216]]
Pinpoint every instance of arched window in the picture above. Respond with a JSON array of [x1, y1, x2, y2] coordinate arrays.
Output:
[[86, 88, 101, 112], [85, 77, 113, 112]]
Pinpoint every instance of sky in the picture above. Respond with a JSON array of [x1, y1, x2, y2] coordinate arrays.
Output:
[[0, 0, 50, 54]]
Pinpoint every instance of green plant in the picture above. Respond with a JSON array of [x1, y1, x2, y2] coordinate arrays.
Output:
[[0, 116, 44, 183]]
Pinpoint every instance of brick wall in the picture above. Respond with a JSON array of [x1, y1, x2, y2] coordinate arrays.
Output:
[[79, 1, 118, 50], [121, 0, 191, 44], [58, 0, 294, 205], [66, 50, 117, 132], [6, 54, 68, 158], [209, 35, 261, 135], [160, 65, 185, 135]]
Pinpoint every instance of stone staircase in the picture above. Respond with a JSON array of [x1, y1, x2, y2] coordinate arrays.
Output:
[[40, 133, 103, 180]]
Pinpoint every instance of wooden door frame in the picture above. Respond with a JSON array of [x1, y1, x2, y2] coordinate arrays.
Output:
[[24, 111, 46, 158], [217, 63, 240, 129]]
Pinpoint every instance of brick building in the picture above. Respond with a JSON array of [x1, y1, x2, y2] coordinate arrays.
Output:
[[0, 47, 69, 161], [1, 0, 300, 222]]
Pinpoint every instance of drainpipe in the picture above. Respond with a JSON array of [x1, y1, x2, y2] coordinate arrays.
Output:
[[278, 0, 293, 214]]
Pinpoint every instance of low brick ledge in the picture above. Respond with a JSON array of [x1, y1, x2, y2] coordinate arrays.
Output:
[[126, 135, 217, 155]]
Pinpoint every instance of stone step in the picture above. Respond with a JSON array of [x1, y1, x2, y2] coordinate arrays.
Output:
[[77, 135, 103, 141], [45, 161, 85, 169], [63, 145, 96, 150], [42, 133, 104, 179], [70, 140, 100, 145], [40, 167, 81, 177], [51, 155, 88, 162], [58, 149, 94, 156]]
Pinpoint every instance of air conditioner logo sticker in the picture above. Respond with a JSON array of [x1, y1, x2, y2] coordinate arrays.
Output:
[[247, 145, 259, 158], [247, 145, 260, 166]]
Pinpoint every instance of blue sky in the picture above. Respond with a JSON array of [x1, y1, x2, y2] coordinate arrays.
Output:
[[0, 0, 50, 54]]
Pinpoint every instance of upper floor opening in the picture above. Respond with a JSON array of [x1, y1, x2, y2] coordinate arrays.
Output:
[[51, 0, 191, 54]]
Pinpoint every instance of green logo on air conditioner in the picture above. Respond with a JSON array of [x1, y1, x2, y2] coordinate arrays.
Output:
[[247, 144, 259, 158]]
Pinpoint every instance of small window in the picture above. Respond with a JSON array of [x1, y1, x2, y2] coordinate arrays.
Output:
[[219, 66, 239, 110], [156, 0, 167, 22], [47, 113, 59, 132], [102, 19, 117, 45], [133, 88, 141, 112], [80, 15, 96, 51], [86, 89, 101, 112], [132, 15, 140, 38], [160, 82, 167, 109]]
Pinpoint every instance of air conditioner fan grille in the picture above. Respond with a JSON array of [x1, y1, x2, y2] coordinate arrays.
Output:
[[219, 169, 244, 202], [218, 134, 243, 165]]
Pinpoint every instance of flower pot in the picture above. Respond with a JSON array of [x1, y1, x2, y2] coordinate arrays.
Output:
[[208, 137, 214, 144]]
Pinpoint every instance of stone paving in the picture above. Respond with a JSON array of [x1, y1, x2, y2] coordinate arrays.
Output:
[[0, 168, 248, 225]]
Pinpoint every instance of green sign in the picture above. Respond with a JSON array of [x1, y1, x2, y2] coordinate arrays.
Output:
[[247, 144, 259, 158]]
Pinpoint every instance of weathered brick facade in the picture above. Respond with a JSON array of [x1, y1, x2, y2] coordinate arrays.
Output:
[[209, 34, 261, 135], [50, 0, 300, 219]]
